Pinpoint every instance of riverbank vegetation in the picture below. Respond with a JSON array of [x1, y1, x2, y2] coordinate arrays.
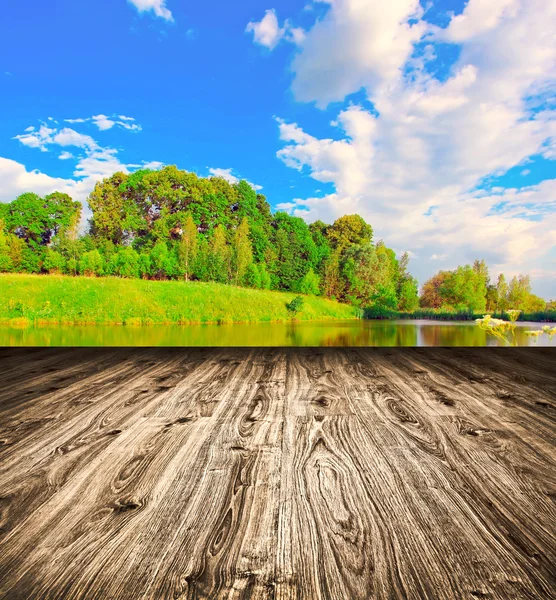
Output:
[[0, 274, 356, 326], [0, 165, 552, 319]]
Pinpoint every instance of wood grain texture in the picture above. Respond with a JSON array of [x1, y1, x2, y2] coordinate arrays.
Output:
[[0, 347, 554, 600]]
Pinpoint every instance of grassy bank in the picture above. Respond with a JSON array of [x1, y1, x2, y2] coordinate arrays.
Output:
[[363, 306, 556, 322], [0, 274, 357, 326]]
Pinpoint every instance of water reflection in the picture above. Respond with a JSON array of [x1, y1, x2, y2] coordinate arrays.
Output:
[[0, 319, 550, 347]]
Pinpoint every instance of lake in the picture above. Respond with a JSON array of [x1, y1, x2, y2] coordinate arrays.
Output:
[[0, 319, 551, 346]]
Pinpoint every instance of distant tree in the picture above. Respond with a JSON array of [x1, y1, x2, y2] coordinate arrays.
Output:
[[178, 214, 198, 281], [138, 253, 152, 279], [341, 243, 378, 306], [43, 249, 66, 274], [111, 247, 140, 278], [286, 295, 304, 318], [245, 263, 262, 289], [258, 262, 271, 290], [321, 249, 342, 299], [298, 267, 320, 295], [88, 172, 144, 245], [396, 253, 419, 311], [327, 215, 373, 251], [420, 271, 452, 309], [271, 212, 317, 290], [80, 250, 104, 276], [232, 217, 253, 285], [207, 225, 230, 283]]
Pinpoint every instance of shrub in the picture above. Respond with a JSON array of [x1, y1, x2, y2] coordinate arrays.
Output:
[[80, 250, 104, 276], [298, 268, 320, 296]]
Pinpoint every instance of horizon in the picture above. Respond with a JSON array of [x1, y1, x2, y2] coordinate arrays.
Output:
[[1, 0, 555, 298]]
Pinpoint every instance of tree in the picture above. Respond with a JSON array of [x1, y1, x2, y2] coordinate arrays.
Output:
[[88, 172, 144, 245], [258, 262, 271, 290], [341, 243, 379, 306], [178, 214, 198, 281], [245, 263, 262, 289], [232, 217, 253, 286], [397, 253, 419, 311], [206, 225, 230, 283], [299, 268, 320, 295], [327, 215, 373, 251], [271, 212, 317, 291], [43, 249, 66, 274], [420, 271, 452, 309], [494, 274, 509, 312], [111, 247, 140, 278], [80, 250, 104, 276]]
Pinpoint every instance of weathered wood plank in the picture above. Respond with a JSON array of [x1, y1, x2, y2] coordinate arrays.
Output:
[[0, 348, 554, 599]]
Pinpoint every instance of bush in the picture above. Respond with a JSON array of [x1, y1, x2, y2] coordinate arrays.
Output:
[[245, 263, 261, 289], [298, 268, 320, 295], [43, 249, 66, 274], [80, 250, 104, 276], [111, 247, 140, 278], [286, 295, 304, 317]]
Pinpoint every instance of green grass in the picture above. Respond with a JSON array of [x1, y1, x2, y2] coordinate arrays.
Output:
[[0, 274, 357, 326]]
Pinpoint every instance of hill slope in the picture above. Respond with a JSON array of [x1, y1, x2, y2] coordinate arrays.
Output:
[[0, 274, 357, 326]]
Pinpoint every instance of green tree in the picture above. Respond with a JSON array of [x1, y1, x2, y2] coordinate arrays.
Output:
[[207, 225, 230, 283], [178, 214, 198, 281], [111, 247, 140, 278], [245, 263, 262, 289], [232, 217, 253, 285], [327, 215, 373, 251], [397, 252, 419, 311], [299, 267, 320, 295], [80, 250, 104, 276], [88, 172, 144, 245], [43, 249, 66, 274]]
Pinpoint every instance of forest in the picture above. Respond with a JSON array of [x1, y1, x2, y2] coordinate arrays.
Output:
[[0, 165, 551, 315]]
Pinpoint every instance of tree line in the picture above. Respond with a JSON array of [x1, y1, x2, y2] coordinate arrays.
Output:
[[0, 165, 551, 314], [419, 260, 550, 314]]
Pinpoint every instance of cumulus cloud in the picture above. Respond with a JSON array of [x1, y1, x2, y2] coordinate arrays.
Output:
[[246, 9, 286, 49], [65, 114, 142, 132], [127, 0, 173, 21], [290, 0, 427, 107], [246, 8, 305, 50], [6, 115, 157, 223], [272, 0, 556, 294], [208, 167, 263, 191]]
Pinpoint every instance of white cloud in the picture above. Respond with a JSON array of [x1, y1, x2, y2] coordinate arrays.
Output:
[[127, 0, 173, 21], [290, 0, 427, 108], [92, 114, 116, 131], [53, 128, 97, 150], [6, 116, 157, 223], [209, 167, 239, 184], [272, 0, 556, 296], [442, 0, 520, 42], [64, 114, 142, 132], [142, 160, 164, 170], [246, 9, 286, 50], [208, 167, 263, 191]]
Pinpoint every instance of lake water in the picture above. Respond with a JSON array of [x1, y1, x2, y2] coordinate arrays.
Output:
[[0, 320, 551, 347]]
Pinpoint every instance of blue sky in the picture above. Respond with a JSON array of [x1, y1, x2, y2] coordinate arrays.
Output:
[[1, 0, 555, 297]]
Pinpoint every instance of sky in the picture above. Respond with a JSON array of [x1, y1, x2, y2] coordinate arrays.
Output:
[[1, 0, 555, 298]]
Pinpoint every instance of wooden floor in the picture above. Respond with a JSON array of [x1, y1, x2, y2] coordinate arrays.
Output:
[[0, 348, 555, 600]]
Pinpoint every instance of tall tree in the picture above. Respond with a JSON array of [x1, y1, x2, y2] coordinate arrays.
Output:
[[178, 214, 198, 281], [232, 218, 253, 286]]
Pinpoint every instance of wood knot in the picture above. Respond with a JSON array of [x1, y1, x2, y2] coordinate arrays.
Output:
[[113, 499, 141, 513]]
